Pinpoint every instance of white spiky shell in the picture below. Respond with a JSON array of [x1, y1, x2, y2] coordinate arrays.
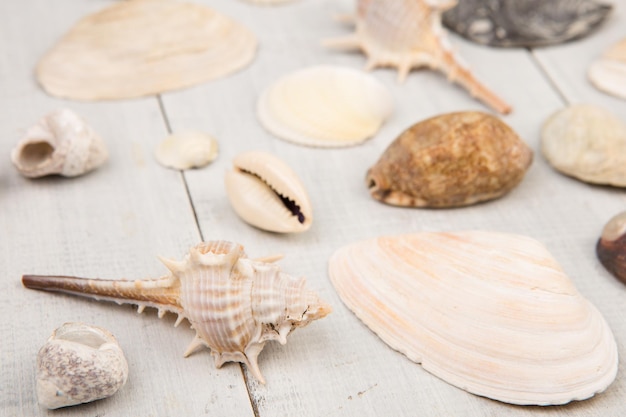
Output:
[[11, 109, 108, 178], [225, 151, 313, 233], [328, 231, 618, 405], [155, 131, 218, 170], [257, 66, 393, 147], [588, 37, 626, 100], [541, 104, 626, 187], [23, 241, 331, 384], [36, 0, 257, 100], [36, 322, 128, 409], [324, 0, 511, 114]]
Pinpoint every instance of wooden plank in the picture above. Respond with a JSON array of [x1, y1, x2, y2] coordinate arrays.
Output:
[[0, 1, 254, 416]]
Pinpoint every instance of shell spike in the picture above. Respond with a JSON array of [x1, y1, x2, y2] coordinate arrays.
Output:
[[244, 343, 266, 384], [174, 314, 185, 327], [158, 256, 186, 275], [322, 34, 362, 51], [253, 254, 284, 263], [183, 335, 206, 358]]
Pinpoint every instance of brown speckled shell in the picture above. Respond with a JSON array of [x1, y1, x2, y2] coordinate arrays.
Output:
[[366, 112, 533, 208], [597, 211, 626, 284]]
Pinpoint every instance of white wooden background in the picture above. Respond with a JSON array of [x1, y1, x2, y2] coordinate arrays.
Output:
[[1, 0, 626, 416]]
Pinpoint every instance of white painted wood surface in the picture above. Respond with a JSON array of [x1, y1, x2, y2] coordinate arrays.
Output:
[[1, 0, 625, 416]]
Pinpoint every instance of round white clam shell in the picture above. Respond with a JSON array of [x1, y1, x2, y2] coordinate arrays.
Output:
[[328, 231, 618, 405], [155, 131, 218, 170], [257, 65, 393, 147], [588, 38, 626, 99], [36, 322, 128, 409], [541, 104, 626, 186], [11, 109, 108, 178]]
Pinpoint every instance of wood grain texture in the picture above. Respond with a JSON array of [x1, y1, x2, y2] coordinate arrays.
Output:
[[2, 0, 625, 415]]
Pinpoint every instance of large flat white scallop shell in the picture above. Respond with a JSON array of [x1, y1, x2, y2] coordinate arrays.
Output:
[[541, 104, 626, 187], [588, 38, 626, 100], [36, 0, 257, 100], [257, 66, 393, 147], [328, 231, 618, 405]]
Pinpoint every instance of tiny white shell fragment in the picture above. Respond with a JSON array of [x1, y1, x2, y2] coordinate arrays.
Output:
[[225, 151, 313, 233], [155, 131, 218, 170], [36, 322, 128, 409], [588, 38, 626, 100], [11, 109, 108, 178], [257, 65, 393, 147], [541, 104, 626, 187]]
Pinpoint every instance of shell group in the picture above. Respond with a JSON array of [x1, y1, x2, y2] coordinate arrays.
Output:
[[328, 231, 618, 405], [11, 109, 108, 178], [23, 241, 331, 383], [225, 151, 313, 233], [257, 66, 393, 147], [325, 0, 511, 114], [367, 112, 533, 208], [541, 104, 626, 187], [36, 322, 128, 409], [36, 0, 257, 100], [588, 37, 626, 100]]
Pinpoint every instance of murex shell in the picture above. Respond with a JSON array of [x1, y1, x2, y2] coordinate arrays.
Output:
[[443, 0, 612, 48], [155, 131, 218, 170], [36, 0, 257, 100], [367, 112, 532, 207], [36, 322, 128, 409], [541, 104, 626, 187], [328, 231, 618, 405], [596, 211, 626, 284], [23, 241, 330, 383], [225, 151, 313, 233], [588, 37, 626, 100], [11, 109, 108, 178], [324, 0, 511, 114], [257, 66, 393, 147]]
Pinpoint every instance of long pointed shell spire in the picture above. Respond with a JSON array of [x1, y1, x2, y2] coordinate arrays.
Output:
[[22, 241, 331, 383]]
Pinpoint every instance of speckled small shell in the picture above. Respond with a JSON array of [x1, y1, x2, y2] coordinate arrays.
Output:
[[367, 112, 533, 207], [11, 109, 108, 178], [596, 211, 626, 284], [36, 322, 128, 409]]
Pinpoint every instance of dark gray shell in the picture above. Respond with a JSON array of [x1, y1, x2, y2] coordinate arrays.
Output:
[[443, 0, 612, 48]]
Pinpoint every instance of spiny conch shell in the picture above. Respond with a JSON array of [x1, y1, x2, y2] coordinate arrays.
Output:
[[155, 131, 218, 170], [257, 66, 393, 147], [588, 37, 626, 100], [36, 322, 128, 409], [324, 0, 512, 114], [36, 0, 257, 100], [443, 0, 612, 48], [11, 109, 108, 178], [367, 111, 532, 208], [225, 151, 313, 233], [541, 104, 626, 187], [22, 241, 331, 384], [328, 231, 618, 405], [597, 211, 626, 284]]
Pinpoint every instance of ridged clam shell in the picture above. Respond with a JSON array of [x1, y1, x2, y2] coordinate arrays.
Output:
[[225, 151, 313, 233], [257, 66, 393, 147], [11, 109, 108, 178], [324, 0, 511, 114], [23, 241, 330, 383], [36, 0, 257, 100], [367, 111, 533, 207], [36, 322, 128, 409], [596, 211, 626, 284], [588, 38, 626, 100], [328, 232, 618, 405], [155, 131, 218, 170], [443, 0, 612, 48], [541, 104, 626, 186]]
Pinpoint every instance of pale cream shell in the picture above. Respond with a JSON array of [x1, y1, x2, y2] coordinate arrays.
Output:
[[588, 37, 626, 99], [11, 109, 108, 178], [36, 0, 257, 100], [541, 104, 626, 186], [36, 322, 128, 409], [328, 231, 618, 405], [257, 65, 393, 147], [155, 131, 218, 170], [225, 151, 313, 233]]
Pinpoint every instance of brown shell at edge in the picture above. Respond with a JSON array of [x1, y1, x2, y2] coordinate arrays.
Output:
[[366, 112, 533, 208]]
